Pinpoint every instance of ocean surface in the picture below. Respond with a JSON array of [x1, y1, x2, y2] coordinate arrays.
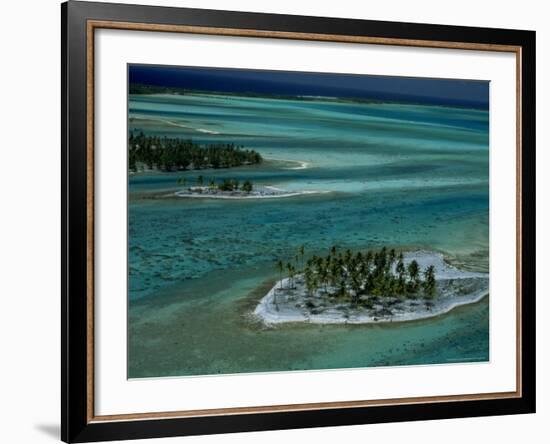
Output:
[[127, 92, 489, 378]]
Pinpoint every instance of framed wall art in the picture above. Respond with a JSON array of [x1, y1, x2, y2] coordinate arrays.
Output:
[[61, 1, 536, 442]]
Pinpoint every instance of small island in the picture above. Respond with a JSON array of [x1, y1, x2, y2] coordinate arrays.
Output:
[[129, 133, 326, 200], [174, 176, 330, 200], [254, 246, 488, 325], [129, 132, 263, 172]]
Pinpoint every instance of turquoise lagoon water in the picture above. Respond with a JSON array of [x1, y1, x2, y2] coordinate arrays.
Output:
[[128, 93, 489, 378]]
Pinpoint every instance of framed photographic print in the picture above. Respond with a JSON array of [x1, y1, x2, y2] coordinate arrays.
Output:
[[61, 1, 536, 442]]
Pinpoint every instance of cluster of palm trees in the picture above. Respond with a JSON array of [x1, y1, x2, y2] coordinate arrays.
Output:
[[128, 132, 262, 172], [277, 246, 437, 304], [177, 176, 254, 193], [217, 178, 253, 192]]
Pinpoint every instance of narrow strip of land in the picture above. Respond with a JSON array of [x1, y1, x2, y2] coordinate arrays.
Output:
[[175, 185, 330, 200]]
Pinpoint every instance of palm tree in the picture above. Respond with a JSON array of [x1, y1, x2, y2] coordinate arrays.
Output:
[[388, 248, 396, 271], [329, 259, 340, 289], [355, 251, 363, 268], [344, 249, 352, 265], [241, 180, 253, 193], [277, 260, 284, 290], [310, 256, 318, 273], [299, 245, 305, 271], [305, 268, 318, 296], [396, 253, 406, 295], [423, 265, 436, 298], [286, 262, 295, 289], [316, 257, 329, 293], [338, 273, 348, 299], [407, 260, 420, 293], [371, 249, 382, 278], [350, 266, 363, 304], [364, 250, 373, 271]]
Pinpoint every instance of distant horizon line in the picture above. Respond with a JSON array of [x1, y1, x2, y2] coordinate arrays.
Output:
[[128, 82, 489, 111], [128, 64, 489, 111]]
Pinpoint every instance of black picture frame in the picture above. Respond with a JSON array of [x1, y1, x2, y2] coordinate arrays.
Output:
[[62, 1, 536, 442]]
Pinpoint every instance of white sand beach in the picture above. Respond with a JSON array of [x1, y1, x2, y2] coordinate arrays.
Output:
[[174, 185, 330, 200], [254, 251, 489, 325]]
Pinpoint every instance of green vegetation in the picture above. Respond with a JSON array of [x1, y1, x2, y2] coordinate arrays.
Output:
[[277, 246, 437, 304], [129, 132, 262, 172], [129, 83, 188, 95], [241, 180, 253, 193], [218, 178, 240, 192], [177, 176, 255, 193]]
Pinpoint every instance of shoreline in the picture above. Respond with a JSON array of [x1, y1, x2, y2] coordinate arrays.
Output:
[[264, 157, 310, 170], [131, 116, 222, 134], [129, 156, 309, 177], [253, 251, 489, 325], [174, 185, 330, 200]]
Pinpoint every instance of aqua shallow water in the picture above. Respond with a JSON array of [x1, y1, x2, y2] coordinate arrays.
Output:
[[127, 93, 489, 378]]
